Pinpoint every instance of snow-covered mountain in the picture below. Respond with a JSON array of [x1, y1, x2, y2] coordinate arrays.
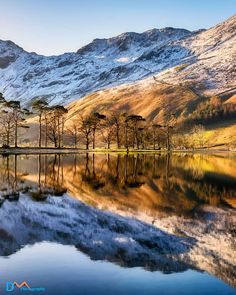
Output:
[[0, 14, 235, 105]]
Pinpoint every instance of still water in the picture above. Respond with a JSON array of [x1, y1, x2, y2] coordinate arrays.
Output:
[[0, 153, 235, 295]]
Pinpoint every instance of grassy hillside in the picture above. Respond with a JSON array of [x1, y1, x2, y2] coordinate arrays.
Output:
[[65, 77, 200, 123], [22, 77, 236, 149], [64, 77, 236, 149]]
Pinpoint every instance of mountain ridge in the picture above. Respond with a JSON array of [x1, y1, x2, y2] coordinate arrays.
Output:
[[0, 14, 235, 105]]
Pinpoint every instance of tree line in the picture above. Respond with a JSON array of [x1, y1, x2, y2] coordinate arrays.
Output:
[[0, 93, 67, 148], [185, 96, 236, 125], [0, 92, 235, 150], [67, 111, 177, 151], [0, 92, 178, 150]]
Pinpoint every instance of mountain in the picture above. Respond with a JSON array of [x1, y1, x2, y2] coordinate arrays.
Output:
[[63, 76, 236, 148], [155, 14, 236, 95], [0, 14, 235, 106], [0, 28, 192, 105]]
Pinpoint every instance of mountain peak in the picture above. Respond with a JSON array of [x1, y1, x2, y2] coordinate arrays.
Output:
[[77, 27, 192, 56], [0, 14, 235, 104], [0, 39, 25, 69], [0, 39, 24, 52]]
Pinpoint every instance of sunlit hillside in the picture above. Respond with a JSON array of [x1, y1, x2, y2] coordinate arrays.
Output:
[[63, 77, 236, 148], [66, 77, 198, 123]]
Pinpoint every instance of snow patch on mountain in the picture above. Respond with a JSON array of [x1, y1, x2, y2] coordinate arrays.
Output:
[[0, 14, 235, 105]]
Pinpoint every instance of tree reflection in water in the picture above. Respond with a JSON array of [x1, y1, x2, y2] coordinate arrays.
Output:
[[0, 153, 235, 287], [0, 153, 235, 215]]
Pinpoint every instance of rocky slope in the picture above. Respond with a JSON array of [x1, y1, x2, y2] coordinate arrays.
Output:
[[0, 14, 235, 105], [0, 28, 192, 105]]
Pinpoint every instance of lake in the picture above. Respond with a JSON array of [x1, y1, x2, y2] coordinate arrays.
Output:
[[0, 153, 235, 294]]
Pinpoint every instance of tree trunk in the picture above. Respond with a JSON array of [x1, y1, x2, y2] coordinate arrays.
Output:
[[39, 112, 42, 148], [125, 122, 129, 153], [14, 121, 18, 148], [116, 125, 120, 149], [135, 127, 138, 149], [137, 130, 140, 150], [153, 130, 156, 150], [92, 128, 96, 149], [167, 128, 170, 151], [132, 127, 135, 149], [61, 118, 65, 148], [86, 136, 89, 150]]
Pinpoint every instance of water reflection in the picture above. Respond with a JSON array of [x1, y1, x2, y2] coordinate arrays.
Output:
[[1, 242, 235, 295], [0, 153, 235, 289], [1, 153, 235, 215]]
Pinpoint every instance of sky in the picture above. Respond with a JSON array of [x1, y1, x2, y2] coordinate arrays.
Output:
[[0, 0, 235, 56]]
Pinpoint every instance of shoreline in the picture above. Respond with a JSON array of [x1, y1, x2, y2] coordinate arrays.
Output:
[[0, 147, 235, 155]]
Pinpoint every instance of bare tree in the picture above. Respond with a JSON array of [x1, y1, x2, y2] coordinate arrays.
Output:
[[101, 116, 115, 149], [0, 93, 13, 146], [125, 115, 146, 149], [154, 113, 176, 151], [47, 105, 68, 148], [78, 115, 93, 150], [47, 109, 58, 147], [90, 112, 106, 149], [0, 110, 14, 146], [3, 101, 30, 147], [67, 124, 79, 148], [54, 105, 68, 148], [31, 98, 48, 148], [43, 106, 51, 147], [110, 112, 123, 149], [152, 124, 162, 150]]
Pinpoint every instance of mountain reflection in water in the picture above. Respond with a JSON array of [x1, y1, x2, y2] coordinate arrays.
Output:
[[0, 153, 235, 289]]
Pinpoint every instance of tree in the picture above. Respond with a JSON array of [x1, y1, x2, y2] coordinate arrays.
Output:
[[0, 110, 14, 146], [3, 101, 30, 147], [152, 124, 162, 150], [192, 124, 207, 149], [31, 98, 48, 148], [47, 107, 58, 147], [156, 113, 176, 151], [110, 112, 123, 149], [125, 115, 145, 149], [90, 112, 106, 149], [47, 105, 68, 148], [78, 115, 93, 150], [0, 93, 13, 146], [101, 116, 115, 149], [43, 106, 51, 147], [67, 124, 79, 148], [54, 105, 68, 148]]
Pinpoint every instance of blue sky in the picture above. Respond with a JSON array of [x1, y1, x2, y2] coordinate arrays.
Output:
[[0, 0, 235, 55]]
